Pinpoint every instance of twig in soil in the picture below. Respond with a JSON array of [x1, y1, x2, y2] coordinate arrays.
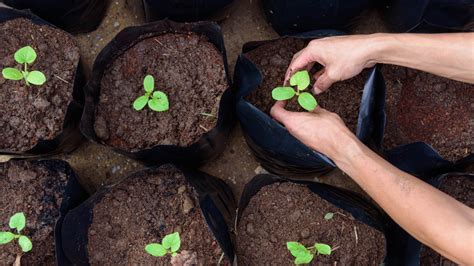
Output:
[[199, 125, 209, 131], [217, 252, 225, 265], [200, 112, 217, 118], [154, 38, 170, 49], [332, 245, 340, 252], [54, 75, 71, 85], [13, 254, 21, 266], [354, 226, 358, 245], [234, 209, 239, 234]]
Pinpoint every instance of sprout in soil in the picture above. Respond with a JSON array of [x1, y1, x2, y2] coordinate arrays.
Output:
[[324, 212, 334, 220], [133, 74, 169, 112], [146, 232, 181, 257], [1, 46, 46, 86], [272, 70, 317, 111], [287, 241, 331, 265], [0, 212, 33, 253]]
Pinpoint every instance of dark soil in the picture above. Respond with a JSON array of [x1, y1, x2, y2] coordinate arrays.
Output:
[[0, 160, 68, 265], [420, 175, 473, 265], [87, 165, 225, 265], [244, 38, 368, 133], [382, 66, 473, 161], [0, 18, 80, 152], [94, 33, 227, 152], [236, 182, 386, 265]]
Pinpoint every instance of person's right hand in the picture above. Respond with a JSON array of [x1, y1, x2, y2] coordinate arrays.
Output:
[[285, 34, 379, 94]]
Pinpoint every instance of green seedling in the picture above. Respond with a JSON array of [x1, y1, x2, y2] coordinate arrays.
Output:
[[146, 232, 181, 257], [2, 46, 46, 86], [272, 70, 317, 111], [133, 74, 169, 112], [287, 241, 331, 265], [324, 212, 334, 220], [0, 212, 33, 253]]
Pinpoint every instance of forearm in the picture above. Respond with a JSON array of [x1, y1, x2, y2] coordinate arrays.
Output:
[[326, 136, 474, 264], [368, 33, 474, 83]]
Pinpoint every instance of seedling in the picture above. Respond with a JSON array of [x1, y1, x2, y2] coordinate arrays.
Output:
[[287, 241, 331, 265], [324, 212, 334, 220], [2, 46, 46, 86], [133, 74, 169, 112], [272, 70, 317, 111], [146, 232, 181, 257], [0, 212, 33, 253]]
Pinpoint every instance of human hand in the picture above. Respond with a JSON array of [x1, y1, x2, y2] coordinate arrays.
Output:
[[270, 101, 358, 160], [285, 34, 379, 94]]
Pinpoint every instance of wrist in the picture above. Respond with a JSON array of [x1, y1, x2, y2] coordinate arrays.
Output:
[[363, 33, 393, 67], [330, 134, 366, 173]]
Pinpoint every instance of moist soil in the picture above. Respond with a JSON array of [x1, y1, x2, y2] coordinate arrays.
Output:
[[0, 160, 69, 265], [94, 33, 227, 152], [236, 182, 386, 265], [420, 175, 473, 265], [244, 38, 368, 133], [382, 66, 473, 161], [87, 165, 226, 265], [0, 18, 80, 152]]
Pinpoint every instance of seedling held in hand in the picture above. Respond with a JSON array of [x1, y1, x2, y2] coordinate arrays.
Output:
[[0, 212, 33, 253], [287, 241, 331, 265], [133, 74, 169, 112], [2, 46, 46, 86], [146, 232, 181, 257], [272, 70, 318, 111]]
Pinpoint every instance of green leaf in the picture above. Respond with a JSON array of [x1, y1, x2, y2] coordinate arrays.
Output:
[[145, 243, 167, 257], [143, 75, 154, 93], [18, 236, 32, 253], [162, 232, 180, 252], [2, 68, 23, 80], [290, 70, 310, 91], [272, 87, 296, 101], [315, 243, 332, 255], [324, 212, 334, 220], [14, 46, 37, 64], [26, 71, 46, 85], [294, 252, 313, 265], [133, 95, 149, 111], [287, 242, 309, 258], [9, 213, 26, 232], [148, 91, 169, 112], [298, 92, 318, 111], [0, 232, 15, 244]]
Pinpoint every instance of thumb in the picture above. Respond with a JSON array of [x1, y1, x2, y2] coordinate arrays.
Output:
[[270, 101, 292, 125], [313, 71, 335, 94]]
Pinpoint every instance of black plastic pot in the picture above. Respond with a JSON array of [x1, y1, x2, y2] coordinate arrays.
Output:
[[2, 0, 106, 33], [142, 0, 235, 22], [236, 174, 417, 265], [80, 19, 235, 167], [60, 165, 236, 265], [235, 30, 386, 177], [0, 7, 85, 158]]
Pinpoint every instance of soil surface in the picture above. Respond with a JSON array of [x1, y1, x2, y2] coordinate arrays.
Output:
[[94, 33, 227, 152], [0, 18, 80, 152], [87, 165, 225, 265], [244, 37, 368, 133], [383, 66, 473, 161], [0, 160, 68, 265], [236, 182, 386, 265], [420, 175, 473, 265]]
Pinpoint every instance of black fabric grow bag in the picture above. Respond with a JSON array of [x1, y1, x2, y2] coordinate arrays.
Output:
[[59, 165, 236, 265], [2, 0, 106, 33], [235, 31, 386, 177], [261, 0, 374, 36], [236, 174, 417, 265], [0, 7, 85, 158], [143, 0, 234, 22], [80, 19, 235, 167]]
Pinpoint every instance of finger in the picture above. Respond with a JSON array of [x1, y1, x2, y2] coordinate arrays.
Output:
[[270, 101, 293, 124], [285, 48, 319, 83], [313, 72, 335, 94], [313, 68, 325, 80]]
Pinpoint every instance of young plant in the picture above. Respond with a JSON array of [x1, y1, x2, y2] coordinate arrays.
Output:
[[133, 74, 169, 112], [0, 212, 33, 253], [287, 241, 331, 265], [145, 232, 181, 257], [272, 70, 317, 111], [2, 46, 46, 86]]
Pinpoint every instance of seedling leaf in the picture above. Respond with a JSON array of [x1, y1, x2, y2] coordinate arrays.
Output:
[[14, 46, 37, 64], [2, 68, 23, 80], [162, 232, 180, 252], [272, 87, 296, 100], [324, 212, 334, 220], [287, 242, 308, 258], [26, 71, 46, 85], [145, 243, 167, 257], [148, 92, 169, 112], [298, 92, 318, 111], [0, 232, 15, 244], [143, 75, 154, 93], [290, 70, 310, 91], [9, 212, 26, 232], [133, 95, 149, 111], [294, 252, 313, 265], [315, 243, 332, 255], [18, 236, 33, 253]]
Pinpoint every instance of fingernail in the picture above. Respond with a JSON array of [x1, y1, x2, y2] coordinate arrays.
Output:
[[313, 86, 322, 94]]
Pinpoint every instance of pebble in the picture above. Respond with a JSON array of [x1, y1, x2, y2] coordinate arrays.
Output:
[[113, 21, 120, 28], [290, 210, 301, 221], [300, 228, 310, 239], [178, 185, 186, 194], [246, 222, 255, 235], [182, 195, 194, 214]]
